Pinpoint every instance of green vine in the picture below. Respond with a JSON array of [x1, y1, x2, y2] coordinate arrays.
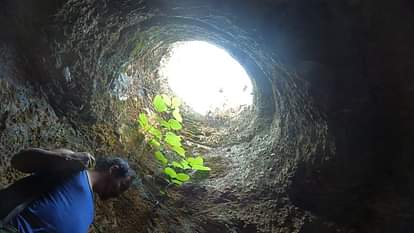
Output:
[[138, 94, 211, 185]]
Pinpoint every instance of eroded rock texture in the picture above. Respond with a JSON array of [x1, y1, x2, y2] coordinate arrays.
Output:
[[1, 0, 414, 232]]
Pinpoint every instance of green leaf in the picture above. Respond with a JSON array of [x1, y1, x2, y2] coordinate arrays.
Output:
[[153, 95, 167, 112], [191, 165, 211, 171], [172, 161, 184, 169], [161, 94, 172, 107], [176, 173, 190, 182], [172, 109, 182, 122], [165, 132, 181, 147], [154, 151, 168, 165], [172, 145, 186, 157], [171, 97, 182, 108], [171, 179, 183, 186], [148, 127, 162, 140], [138, 113, 149, 129], [160, 120, 171, 129], [149, 139, 160, 148], [188, 156, 203, 166], [168, 119, 182, 130], [194, 156, 203, 165], [172, 161, 184, 168], [180, 160, 191, 169], [164, 167, 177, 178]]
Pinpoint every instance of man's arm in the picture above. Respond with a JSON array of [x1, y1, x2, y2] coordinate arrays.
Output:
[[11, 148, 95, 174]]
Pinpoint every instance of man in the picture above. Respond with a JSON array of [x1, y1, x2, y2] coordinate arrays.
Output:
[[0, 148, 136, 233]]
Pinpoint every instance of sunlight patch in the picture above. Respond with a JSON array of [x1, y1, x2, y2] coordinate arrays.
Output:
[[159, 41, 253, 116]]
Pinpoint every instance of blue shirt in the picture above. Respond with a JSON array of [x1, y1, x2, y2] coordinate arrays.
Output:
[[12, 171, 94, 233]]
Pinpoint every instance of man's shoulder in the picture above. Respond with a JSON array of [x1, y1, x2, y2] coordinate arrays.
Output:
[[61, 171, 93, 194]]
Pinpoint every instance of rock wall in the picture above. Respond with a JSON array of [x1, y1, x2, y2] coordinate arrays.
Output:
[[1, 0, 414, 233]]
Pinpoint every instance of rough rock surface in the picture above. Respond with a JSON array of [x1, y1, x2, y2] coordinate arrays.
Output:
[[1, 0, 414, 233]]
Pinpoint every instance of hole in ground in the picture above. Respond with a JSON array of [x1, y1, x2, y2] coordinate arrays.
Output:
[[158, 41, 253, 118]]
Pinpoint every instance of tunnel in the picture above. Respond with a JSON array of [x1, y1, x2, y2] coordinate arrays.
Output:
[[1, 0, 414, 232]]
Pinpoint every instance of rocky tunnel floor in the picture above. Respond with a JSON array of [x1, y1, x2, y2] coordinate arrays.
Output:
[[1, 0, 414, 233]]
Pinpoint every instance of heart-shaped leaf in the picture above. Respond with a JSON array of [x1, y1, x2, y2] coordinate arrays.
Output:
[[172, 109, 182, 122], [172, 161, 184, 169], [171, 97, 182, 108], [161, 94, 172, 107], [148, 127, 162, 140], [180, 160, 191, 169], [191, 165, 211, 171], [138, 113, 149, 129], [164, 167, 177, 178], [172, 145, 186, 157], [154, 151, 168, 165], [168, 119, 182, 130], [160, 120, 171, 129], [165, 132, 181, 147], [153, 95, 167, 112], [176, 173, 190, 182], [149, 139, 160, 148], [188, 156, 203, 166]]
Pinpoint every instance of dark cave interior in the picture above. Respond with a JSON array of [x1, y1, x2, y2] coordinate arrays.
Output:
[[1, 0, 414, 232]]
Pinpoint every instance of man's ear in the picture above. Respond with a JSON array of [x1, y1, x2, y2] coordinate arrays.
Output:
[[109, 165, 120, 176]]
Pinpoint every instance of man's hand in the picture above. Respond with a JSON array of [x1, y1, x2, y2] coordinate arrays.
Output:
[[51, 149, 96, 168], [74, 152, 96, 168]]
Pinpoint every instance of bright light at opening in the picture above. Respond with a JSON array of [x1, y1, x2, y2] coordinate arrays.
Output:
[[159, 41, 253, 115]]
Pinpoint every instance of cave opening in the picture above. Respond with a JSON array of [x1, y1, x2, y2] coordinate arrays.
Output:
[[158, 40, 253, 117]]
